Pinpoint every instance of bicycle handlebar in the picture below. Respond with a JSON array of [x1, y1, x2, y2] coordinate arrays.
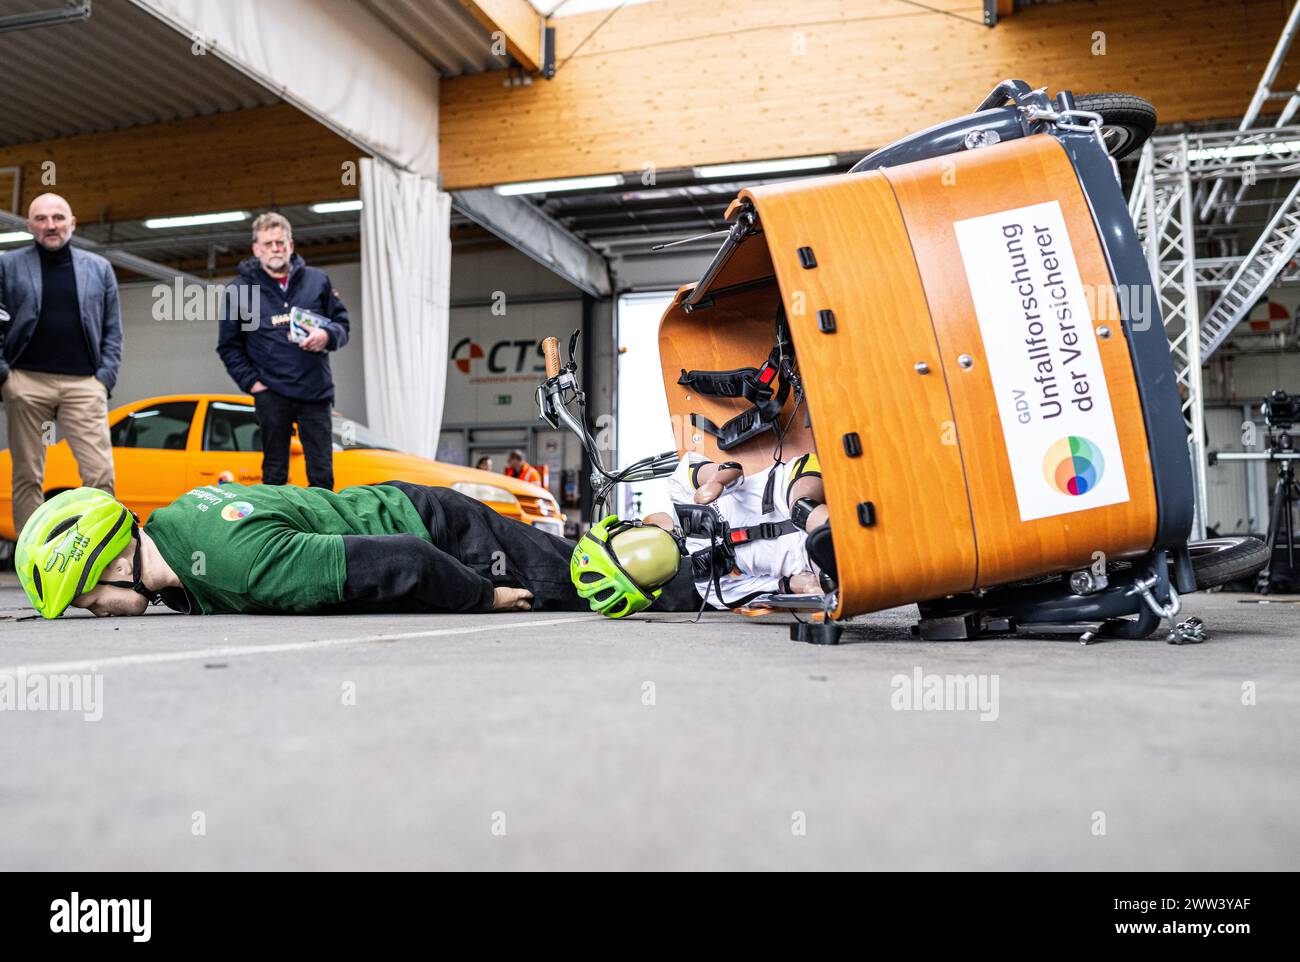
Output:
[[542, 336, 561, 379]]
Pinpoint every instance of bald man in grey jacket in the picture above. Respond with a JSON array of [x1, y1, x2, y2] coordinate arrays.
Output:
[[0, 192, 122, 535]]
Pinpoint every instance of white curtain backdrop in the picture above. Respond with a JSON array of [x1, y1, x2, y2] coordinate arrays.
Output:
[[360, 158, 451, 459], [132, 0, 440, 177]]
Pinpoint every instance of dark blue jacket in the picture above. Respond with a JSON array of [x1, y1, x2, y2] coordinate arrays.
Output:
[[0, 243, 123, 392], [217, 254, 350, 403]]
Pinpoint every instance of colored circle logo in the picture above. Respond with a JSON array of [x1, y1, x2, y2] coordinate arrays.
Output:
[[1043, 436, 1104, 496], [221, 501, 255, 521]]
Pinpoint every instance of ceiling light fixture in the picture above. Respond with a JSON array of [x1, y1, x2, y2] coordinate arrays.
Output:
[[144, 210, 250, 230], [693, 154, 838, 179], [310, 200, 363, 214], [494, 174, 625, 196]]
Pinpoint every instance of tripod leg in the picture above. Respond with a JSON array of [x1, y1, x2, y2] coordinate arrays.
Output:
[[1288, 480, 1297, 574], [1258, 471, 1288, 594]]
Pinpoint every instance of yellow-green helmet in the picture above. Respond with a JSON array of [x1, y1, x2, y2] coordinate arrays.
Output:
[[15, 488, 135, 619], [571, 515, 683, 619]]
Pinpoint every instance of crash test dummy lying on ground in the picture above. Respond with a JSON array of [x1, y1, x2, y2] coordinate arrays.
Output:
[[573, 450, 830, 615], [17, 456, 825, 619]]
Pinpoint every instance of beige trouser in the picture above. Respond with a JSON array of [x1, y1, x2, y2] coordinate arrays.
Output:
[[1, 368, 115, 536]]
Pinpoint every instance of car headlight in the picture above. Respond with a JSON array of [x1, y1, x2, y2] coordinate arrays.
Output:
[[451, 482, 520, 506]]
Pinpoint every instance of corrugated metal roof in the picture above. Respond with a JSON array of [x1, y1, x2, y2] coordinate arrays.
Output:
[[358, 0, 510, 76], [0, 0, 280, 147]]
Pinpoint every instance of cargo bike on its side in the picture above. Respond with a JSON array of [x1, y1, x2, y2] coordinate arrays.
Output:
[[538, 81, 1269, 645]]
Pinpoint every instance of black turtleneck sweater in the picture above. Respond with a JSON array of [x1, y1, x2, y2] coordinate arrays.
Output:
[[18, 242, 95, 377]]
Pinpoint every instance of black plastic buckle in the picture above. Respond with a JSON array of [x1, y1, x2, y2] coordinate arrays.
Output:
[[741, 522, 783, 542]]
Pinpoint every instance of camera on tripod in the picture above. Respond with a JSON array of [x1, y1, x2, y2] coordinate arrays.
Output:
[[1261, 389, 1300, 451], [1252, 388, 1300, 592]]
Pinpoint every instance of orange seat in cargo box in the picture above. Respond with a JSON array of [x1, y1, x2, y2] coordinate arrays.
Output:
[[659, 134, 1157, 620]]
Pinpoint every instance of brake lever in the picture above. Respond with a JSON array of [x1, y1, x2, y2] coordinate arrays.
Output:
[[567, 329, 581, 372]]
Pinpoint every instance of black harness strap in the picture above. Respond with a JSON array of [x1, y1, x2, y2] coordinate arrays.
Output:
[[676, 502, 725, 539], [676, 501, 798, 600], [761, 467, 778, 515], [678, 308, 798, 452], [677, 366, 764, 399]]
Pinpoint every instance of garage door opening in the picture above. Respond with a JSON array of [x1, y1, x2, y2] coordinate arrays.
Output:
[[615, 291, 678, 519]]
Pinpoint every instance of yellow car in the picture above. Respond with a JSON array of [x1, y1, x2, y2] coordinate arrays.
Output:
[[0, 393, 564, 542]]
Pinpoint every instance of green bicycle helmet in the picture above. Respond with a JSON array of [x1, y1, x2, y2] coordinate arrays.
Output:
[[15, 488, 138, 619], [571, 515, 683, 619]]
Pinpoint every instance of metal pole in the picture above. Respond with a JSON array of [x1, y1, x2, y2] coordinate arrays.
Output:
[[0, 0, 91, 35], [1179, 138, 1211, 538]]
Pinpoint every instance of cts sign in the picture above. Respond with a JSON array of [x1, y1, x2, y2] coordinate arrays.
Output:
[[451, 337, 550, 381], [445, 308, 573, 423]]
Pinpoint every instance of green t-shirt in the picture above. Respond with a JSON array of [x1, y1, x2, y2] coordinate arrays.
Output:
[[144, 483, 431, 614]]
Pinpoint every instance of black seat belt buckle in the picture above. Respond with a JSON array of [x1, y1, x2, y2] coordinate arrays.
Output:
[[756, 362, 777, 387], [729, 529, 750, 544]]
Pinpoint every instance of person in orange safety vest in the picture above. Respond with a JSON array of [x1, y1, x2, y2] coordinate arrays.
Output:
[[504, 449, 542, 486]]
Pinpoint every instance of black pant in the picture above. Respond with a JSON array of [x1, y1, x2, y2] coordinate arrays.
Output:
[[383, 482, 583, 610], [336, 483, 700, 615], [253, 389, 334, 489], [389, 482, 700, 613]]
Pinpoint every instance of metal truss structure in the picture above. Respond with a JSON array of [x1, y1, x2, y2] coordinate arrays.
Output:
[[1130, 125, 1300, 537], [1127, 0, 1300, 538]]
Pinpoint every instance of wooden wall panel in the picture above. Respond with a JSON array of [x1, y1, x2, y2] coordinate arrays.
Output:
[[440, 0, 1296, 189], [0, 167, 18, 216], [0, 104, 361, 224]]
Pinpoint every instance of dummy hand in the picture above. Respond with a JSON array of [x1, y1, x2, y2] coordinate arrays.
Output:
[[788, 571, 821, 595], [643, 512, 677, 532], [492, 587, 534, 611], [694, 463, 743, 504], [298, 327, 330, 353]]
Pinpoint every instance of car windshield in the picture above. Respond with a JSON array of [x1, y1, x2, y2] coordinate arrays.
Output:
[[331, 414, 398, 452]]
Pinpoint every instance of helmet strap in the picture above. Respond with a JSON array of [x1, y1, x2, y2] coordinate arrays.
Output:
[[100, 519, 164, 606]]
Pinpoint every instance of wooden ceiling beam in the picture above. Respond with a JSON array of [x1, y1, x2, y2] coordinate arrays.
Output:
[[0, 104, 361, 225], [458, 0, 543, 72]]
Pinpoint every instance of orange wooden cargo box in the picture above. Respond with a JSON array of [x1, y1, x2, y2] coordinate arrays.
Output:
[[659, 132, 1192, 622]]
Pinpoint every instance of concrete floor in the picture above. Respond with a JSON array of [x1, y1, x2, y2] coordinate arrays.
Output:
[[1, 573, 1297, 871]]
